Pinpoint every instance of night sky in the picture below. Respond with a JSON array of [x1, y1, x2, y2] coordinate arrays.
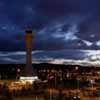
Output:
[[1, 0, 100, 64], [0, 0, 100, 51]]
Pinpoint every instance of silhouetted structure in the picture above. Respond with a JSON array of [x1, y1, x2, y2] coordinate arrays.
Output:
[[24, 28, 33, 76]]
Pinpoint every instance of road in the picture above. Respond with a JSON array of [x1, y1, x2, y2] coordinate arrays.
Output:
[[13, 95, 100, 100], [14, 96, 44, 100]]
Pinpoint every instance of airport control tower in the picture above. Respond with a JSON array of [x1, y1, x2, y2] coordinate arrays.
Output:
[[24, 28, 33, 76]]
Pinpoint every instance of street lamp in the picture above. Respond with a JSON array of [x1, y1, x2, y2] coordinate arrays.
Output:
[[75, 66, 79, 70]]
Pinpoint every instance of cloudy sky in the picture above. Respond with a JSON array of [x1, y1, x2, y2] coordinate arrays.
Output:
[[1, 0, 100, 65], [1, 50, 100, 66], [0, 0, 100, 51]]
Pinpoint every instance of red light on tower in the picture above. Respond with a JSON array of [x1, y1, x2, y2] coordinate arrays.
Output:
[[24, 28, 33, 76]]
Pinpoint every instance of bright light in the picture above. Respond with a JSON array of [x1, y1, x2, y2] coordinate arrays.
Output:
[[20, 76, 38, 80], [73, 96, 76, 99], [20, 76, 39, 84], [98, 72, 100, 74], [75, 66, 78, 70], [17, 68, 20, 72], [90, 80, 95, 84]]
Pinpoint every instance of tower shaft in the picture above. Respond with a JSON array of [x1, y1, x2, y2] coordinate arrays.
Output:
[[24, 29, 33, 76]]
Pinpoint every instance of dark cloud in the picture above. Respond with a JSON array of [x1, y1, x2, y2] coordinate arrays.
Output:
[[0, 0, 100, 51], [0, 50, 100, 66]]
